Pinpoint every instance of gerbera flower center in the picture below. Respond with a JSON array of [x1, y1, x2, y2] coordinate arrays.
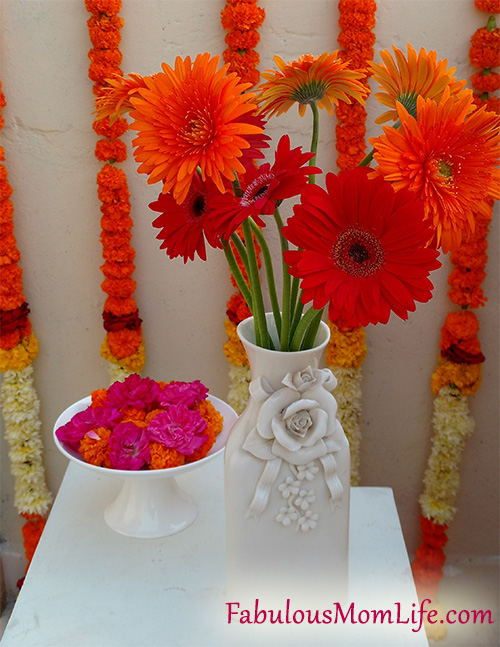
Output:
[[241, 173, 274, 207], [183, 186, 207, 223], [332, 227, 385, 277], [438, 159, 453, 180], [291, 80, 329, 105], [181, 109, 214, 147]]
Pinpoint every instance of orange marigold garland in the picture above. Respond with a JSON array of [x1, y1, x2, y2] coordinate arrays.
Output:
[[328, 0, 376, 485], [0, 80, 52, 580], [411, 3, 497, 636], [221, 4, 265, 413], [85, 0, 145, 382], [221, 0, 266, 86]]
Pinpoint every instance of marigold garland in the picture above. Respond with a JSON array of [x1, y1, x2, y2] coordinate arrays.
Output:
[[0, 80, 52, 576], [85, 0, 145, 383], [329, 0, 376, 485], [220, 2, 264, 412], [411, 4, 497, 637], [221, 0, 266, 86]]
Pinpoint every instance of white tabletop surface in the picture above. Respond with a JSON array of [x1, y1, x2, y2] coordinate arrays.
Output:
[[1, 457, 428, 646]]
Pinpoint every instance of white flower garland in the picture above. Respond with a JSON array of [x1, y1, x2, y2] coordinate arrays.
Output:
[[1, 365, 52, 516], [419, 385, 475, 526], [329, 366, 363, 486]]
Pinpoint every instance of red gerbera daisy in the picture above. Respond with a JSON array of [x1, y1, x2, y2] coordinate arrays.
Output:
[[150, 174, 222, 262], [282, 167, 441, 328], [210, 135, 319, 240]]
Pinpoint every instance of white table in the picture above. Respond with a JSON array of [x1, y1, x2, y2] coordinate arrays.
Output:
[[1, 459, 428, 646]]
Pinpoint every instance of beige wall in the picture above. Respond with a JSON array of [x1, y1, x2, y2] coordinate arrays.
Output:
[[0, 0, 498, 565]]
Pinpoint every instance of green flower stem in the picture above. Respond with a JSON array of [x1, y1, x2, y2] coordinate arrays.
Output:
[[249, 218, 282, 337], [222, 239, 254, 316], [308, 101, 320, 183], [241, 218, 272, 349], [290, 306, 325, 351], [229, 231, 251, 283], [273, 206, 292, 350], [358, 149, 374, 167], [290, 295, 304, 340], [300, 307, 325, 350], [359, 120, 401, 168]]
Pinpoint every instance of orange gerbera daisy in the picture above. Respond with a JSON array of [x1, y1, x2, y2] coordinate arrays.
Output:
[[94, 73, 149, 123], [370, 89, 500, 253], [128, 53, 263, 204], [256, 52, 368, 118], [369, 44, 469, 124]]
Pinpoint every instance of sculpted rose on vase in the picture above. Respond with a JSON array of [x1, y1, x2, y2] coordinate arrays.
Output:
[[243, 367, 343, 466]]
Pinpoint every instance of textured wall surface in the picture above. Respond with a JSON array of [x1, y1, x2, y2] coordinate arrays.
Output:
[[0, 0, 498, 567]]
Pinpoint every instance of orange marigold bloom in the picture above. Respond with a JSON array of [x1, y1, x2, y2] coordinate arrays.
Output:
[[431, 356, 482, 396], [87, 14, 123, 49], [91, 388, 108, 407], [370, 90, 500, 253], [106, 327, 142, 358], [197, 399, 224, 436], [95, 139, 127, 163], [220, 2, 265, 31], [257, 52, 368, 118], [475, 0, 500, 10], [326, 321, 367, 369], [104, 296, 138, 316], [126, 54, 261, 204], [79, 428, 112, 467], [471, 71, 500, 94], [85, 0, 122, 17], [101, 277, 136, 298], [369, 44, 469, 124], [149, 443, 185, 469]]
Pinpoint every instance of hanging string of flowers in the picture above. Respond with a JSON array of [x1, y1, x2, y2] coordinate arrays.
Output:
[[411, 1, 498, 638], [0, 80, 52, 579], [85, 0, 145, 383], [328, 0, 376, 485], [221, 0, 266, 413], [221, 0, 265, 86]]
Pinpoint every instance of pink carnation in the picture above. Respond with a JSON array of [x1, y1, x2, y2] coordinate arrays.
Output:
[[147, 404, 207, 455], [159, 380, 208, 408], [56, 405, 123, 450], [106, 374, 162, 411], [108, 422, 151, 470]]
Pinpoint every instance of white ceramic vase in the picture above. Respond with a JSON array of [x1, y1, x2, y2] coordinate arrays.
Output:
[[224, 313, 350, 607]]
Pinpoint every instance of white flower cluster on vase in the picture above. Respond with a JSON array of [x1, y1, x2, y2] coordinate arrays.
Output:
[[276, 461, 321, 532]]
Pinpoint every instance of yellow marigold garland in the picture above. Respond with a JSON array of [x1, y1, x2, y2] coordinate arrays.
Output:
[[412, 5, 497, 637], [329, 0, 376, 485], [85, 0, 145, 383], [0, 80, 52, 579]]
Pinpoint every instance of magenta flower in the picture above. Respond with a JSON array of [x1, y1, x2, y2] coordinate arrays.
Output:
[[159, 380, 208, 408], [108, 422, 151, 470], [56, 405, 123, 450], [106, 374, 162, 411], [147, 405, 208, 455]]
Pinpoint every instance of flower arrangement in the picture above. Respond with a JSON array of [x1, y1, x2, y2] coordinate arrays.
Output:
[[55, 374, 224, 470], [94, 45, 499, 353]]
